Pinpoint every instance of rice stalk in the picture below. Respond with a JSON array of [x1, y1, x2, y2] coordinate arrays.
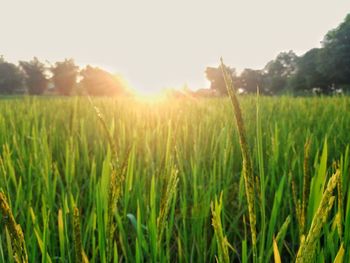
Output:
[[267, 215, 291, 261], [107, 170, 121, 262], [290, 172, 302, 241], [211, 192, 230, 263], [73, 207, 88, 263], [89, 98, 129, 261], [220, 58, 257, 253], [295, 170, 341, 263], [0, 192, 28, 263], [336, 166, 343, 240], [157, 167, 178, 249], [333, 243, 344, 263], [301, 138, 311, 237], [275, 215, 291, 244], [88, 96, 118, 164], [273, 237, 281, 263]]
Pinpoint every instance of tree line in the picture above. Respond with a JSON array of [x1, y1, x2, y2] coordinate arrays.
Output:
[[0, 57, 129, 96], [1, 13, 349, 97], [206, 13, 350, 95]]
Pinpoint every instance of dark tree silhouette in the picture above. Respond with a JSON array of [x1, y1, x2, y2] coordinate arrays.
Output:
[[204, 13, 350, 95], [263, 51, 298, 94], [290, 48, 330, 93], [319, 14, 350, 90], [19, 57, 48, 95], [0, 56, 24, 94], [205, 66, 238, 95], [50, 59, 79, 95], [240, 69, 264, 94], [80, 65, 128, 96]]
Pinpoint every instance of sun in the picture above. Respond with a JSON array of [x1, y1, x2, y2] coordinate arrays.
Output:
[[131, 82, 194, 102], [132, 85, 167, 102]]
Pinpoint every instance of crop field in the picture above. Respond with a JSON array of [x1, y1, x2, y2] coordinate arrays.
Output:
[[0, 94, 350, 262]]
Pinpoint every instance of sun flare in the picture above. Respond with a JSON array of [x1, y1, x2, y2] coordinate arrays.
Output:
[[132, 86, 167, 102]]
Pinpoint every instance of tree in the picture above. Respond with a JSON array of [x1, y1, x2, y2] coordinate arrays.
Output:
[[0, 56, 25, 94], [205, 65, 238, 95], [19, 57, 48, 95], [80, 65, 128, 96], [263, 51, 298, 94], [319, 14, 350, 89], [240, 69, 264, 94], [50, 59, 79, 95], [204, 13, 350, 96], [290, 48, 330, 93]]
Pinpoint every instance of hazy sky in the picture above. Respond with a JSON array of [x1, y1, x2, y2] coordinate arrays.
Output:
[[1, 0, 350, 93]]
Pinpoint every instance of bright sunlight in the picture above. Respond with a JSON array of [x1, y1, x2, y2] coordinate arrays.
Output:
[[1, 1, 350, 262]]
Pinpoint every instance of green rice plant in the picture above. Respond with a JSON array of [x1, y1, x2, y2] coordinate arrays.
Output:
[[0, 192, 28, 263], [157, 167, 179, 252], [336, 164, 343, 240], [291, 172, 302, 239], [211, 192, 230, 263], [106, 170, 120, 262], [290, 138, 312, 243], [73, 207, 87, 263], [265, 175, 288, 261], [57, 209, 66, 261], [296, 169, 341, 262], [90, 99, 129, 262], [220, 59, 257, 257], [308, 138, 328, 222], [265, 215, 291, 262], [272, 237, 281, 263], [301, 138, 311, 237], [0, 96, 349, 262], [275, 215, 291, 247], [88, 97, 118, 162], [29, 205, 53, 263], [333, 243, 344, 263]]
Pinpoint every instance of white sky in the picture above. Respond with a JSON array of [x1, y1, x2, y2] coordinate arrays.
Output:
[[1, 0, 350, 93]]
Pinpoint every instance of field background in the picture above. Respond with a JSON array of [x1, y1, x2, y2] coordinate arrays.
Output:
[[0, 96, 349, 262]]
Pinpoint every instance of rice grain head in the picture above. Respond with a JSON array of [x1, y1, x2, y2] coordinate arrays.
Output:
[[296, 170, 341, 263], [157, 167, 179, 247], [220, 58, 257, 250], [301, 138, 311, 237], [73, 207, 88, 263], [211, 192, 230, 263], [0, 192, 28, 263]]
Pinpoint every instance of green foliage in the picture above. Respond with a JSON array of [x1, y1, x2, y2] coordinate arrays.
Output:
[[221, 59, 257, 257], [205, 66, 238, 95], [321, 14, 350, 86], [0, 57, 24, 94], [50, 59, 79, 95], [206, 13, 350, 95], [263, 51, 298, 94], [80, 66, 129, 96], [290, 48, 330, 93], [19, 57, 48, 95], [239, 68, 263, 94], [0, 96, 349, 262], [211, 193, 230, 263]]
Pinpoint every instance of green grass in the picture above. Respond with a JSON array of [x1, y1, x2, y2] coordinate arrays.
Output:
[[0, 95, 349, 262]]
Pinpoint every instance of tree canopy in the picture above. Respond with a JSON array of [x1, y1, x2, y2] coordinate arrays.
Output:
[[320, 14, 350, 89], [1, 12, 350, 96], [205, 66, 238, 95], [0, 56, 24, 94], [50, 59, 79, 96], [19, 57, 48, 95], [80, 66, 129, 96], [206, 13, 350, 95]]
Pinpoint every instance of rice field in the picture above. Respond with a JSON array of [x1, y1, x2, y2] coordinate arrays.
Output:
[[0, 94, 349, 262]]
